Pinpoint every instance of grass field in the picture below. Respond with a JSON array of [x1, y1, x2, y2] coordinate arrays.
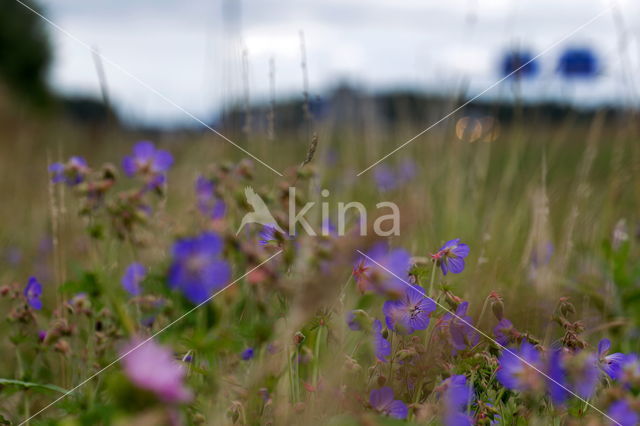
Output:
[[1, 98, 639, 425]]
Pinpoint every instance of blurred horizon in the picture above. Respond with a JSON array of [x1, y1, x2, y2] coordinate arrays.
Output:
[[34, 0, 640, 127]]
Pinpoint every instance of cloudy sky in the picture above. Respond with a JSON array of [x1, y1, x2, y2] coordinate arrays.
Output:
[[37, 0, 640, 125]]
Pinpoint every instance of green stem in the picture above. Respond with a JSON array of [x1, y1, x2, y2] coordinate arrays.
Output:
[[477, 295, 490, 329], [16, 347, 30, 424], [287, 344, 296, 403], [294, 345, 301, 403], [428, 261, 438, 298], [312, 325, 325, 389]]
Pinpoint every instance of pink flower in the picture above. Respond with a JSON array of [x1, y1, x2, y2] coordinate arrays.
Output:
[[121, 338, 192, 403]]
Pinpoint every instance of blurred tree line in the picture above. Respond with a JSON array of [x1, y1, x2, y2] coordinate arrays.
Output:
[[0, 0, 52, 107]]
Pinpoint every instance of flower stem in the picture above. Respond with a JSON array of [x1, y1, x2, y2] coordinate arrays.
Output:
[[428, 261, 438, 298], [312, 324, 325, 389]]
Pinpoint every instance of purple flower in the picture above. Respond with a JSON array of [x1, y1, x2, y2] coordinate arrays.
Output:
[[437, 375, 474, 411], [493, 318, 517, 346], [49, 156, 89, 186], [398, 158, 416, 182], [372, 319, 391, 363], [122, 141, 173, 183], [353, 243, 411, 298], [168, 232, 231, 304], [439, 302, 479, 354], [369, 387, 408, 419], [444, 412, 473, 426], [619, 354, 640, 387], [121, 338, 192, 403], [547, 350, 567, 404], [259, 225, 279, 246], [195, 176, 226, 220], [121, 262, 146, 296], [383, 284, 436, 334], [320, 218, 337, 236], [497, 342, 544, 393], [374, 165, 398, 192], [547, 350, 599, 405], [501, 50, 539, 79], [608, 400, 639, 426], [557, 47, 599, 79], [241, 347, 255, 361], [432, 239, 470, 275], [24, 277, 43, 310], [598, 338, 626, 380], [347, 310, 362, 331], [373, 160, 416, 192]]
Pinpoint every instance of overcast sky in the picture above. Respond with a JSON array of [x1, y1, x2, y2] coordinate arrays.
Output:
[[37, 0, 640, 125]]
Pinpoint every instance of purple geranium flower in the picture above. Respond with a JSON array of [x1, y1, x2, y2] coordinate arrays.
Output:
[[547, 350, 599, 405], [374, 165, 398, 192], [195, 176, 226, 220], [372, 319, 391, 363], [369, 387, 408, 419], [493, 318, 518, 346], [259, 225, 279, 246], [497, 342, 544, 393], [436, 375, 474, 426], [438, 302, 479, 354], [122, 141, 173, 184], [437, 375, 474, 411], [608, 400, 639, 426], [619, 354, 640, 387], [432, 239, 470, 275], [347, 310, 361, 331], [121, 262, 146, 296], [241, 347, 255, 361], [121, 338, 192, 403], [353, 243, 411, 298], [383, 284, 436, 334], [373, 160, 416, 192], [49, 156, 89, 186], [24, 276, 43, 310], [598, 338, 627, 380], [168, 232, 231, 304]]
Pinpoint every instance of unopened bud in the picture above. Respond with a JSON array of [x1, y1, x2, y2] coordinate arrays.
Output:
[[489, 292, 504, 321], [293, 331, 305, 345], [559, 297, 575, 318]]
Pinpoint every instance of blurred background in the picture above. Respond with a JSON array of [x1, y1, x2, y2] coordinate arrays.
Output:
[[1, 0, 639, 128], [1, 0, 639, 332]]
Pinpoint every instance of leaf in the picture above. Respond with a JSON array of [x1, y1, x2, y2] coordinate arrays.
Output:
[[59, 272, 101, 298], [0, 378, 69, 394]]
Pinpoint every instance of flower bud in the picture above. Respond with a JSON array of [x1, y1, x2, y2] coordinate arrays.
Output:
[[558, 297, 575, 318], [293, 331, 305, 345], [54, 339, 71, 355]]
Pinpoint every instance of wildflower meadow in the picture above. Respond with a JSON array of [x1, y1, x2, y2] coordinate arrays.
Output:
[[1, 1, 640, 426]]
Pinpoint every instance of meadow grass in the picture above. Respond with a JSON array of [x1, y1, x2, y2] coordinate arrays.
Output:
[[0, 104, 639, 425]]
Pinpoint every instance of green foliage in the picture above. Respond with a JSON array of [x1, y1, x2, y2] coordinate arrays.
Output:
[[0, 378, 68, 394]]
